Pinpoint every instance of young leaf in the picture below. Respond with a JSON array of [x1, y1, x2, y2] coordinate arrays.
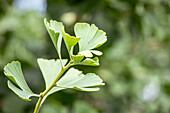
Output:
[[74, 23, 107, 57], [4, 61, 36, 101], [72, 55, 84, 63], [80, 57, 99, 66], [73, 57, 99, 66], [62, 27, 81, 57], [44, 18, 64, 66], [57, 68, 105, 91]]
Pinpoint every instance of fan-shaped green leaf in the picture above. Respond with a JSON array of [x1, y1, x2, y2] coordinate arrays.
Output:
[[37, 58, 67, 88], [74, 23, 107, 57], [37, 59, 104, 104], [62, 27, 81, 56], [57, 68, 105, 91], [37, 58, 67, 104], [44, 18, 64, 65], [4, 61, 36, 101]]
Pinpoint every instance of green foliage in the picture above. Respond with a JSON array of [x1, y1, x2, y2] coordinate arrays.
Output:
[[37, 59, 68, 88], [4, 61, 36, 101], [44, 19, 64, 64], [57, 69, 104, 91], [74, 23, 107, 57], [62, 27, 81, 57], [3, 18, 106, 112], [75, 57, 99, 66]]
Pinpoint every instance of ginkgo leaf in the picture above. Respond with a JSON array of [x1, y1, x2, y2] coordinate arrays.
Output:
[[57, 68, 105, 91], [74, 57, 99, 66], [37, 59, 104, 104], [62, 27, 81, 56], [37, 58, 67, 104], [80, 57, 99, 66], [4, 61, 37, 101], [37, 58, 67, 88], [44, 18, 64, 65], [74, 23, 107, 57], [72, 55, 84, 63]]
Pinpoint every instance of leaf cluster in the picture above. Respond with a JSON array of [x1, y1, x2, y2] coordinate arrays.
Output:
[[3, 18, 107, 105]]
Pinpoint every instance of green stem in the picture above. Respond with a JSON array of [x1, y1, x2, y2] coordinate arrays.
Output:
[[33, 61, 73, 113], [33, 97, 43, 113]]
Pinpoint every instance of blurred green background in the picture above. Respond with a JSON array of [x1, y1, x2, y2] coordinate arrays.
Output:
[[0, 0, 170, 113]]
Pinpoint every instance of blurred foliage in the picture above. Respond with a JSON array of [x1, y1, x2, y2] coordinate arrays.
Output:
[[0, 0, 170, 113], [0, 11, 47, 67]]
